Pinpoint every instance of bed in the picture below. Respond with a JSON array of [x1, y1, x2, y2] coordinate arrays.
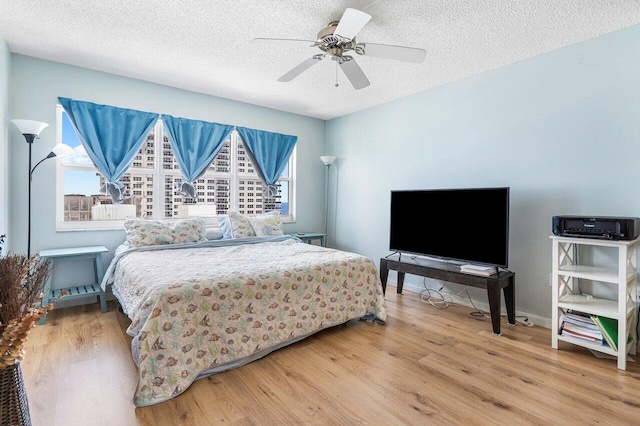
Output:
[[101, 229, 387, 407]]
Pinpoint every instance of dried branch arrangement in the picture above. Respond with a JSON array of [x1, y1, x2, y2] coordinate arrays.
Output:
[[0, 236, 57, 369]]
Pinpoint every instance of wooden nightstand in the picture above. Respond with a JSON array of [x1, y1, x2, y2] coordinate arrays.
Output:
[[38, 246, 109, 324], [289, 233, 326, 247]]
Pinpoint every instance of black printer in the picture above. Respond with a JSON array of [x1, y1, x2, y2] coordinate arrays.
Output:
[[552, 216, 640, 240]]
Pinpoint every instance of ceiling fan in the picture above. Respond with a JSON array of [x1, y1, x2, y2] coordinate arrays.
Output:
[[250, 8, 426, 90]]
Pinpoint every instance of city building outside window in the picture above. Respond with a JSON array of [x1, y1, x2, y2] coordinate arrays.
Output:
[[56, 105, 295, 230]]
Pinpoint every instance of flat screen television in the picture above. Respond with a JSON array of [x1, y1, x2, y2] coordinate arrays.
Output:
[[389, 187, 510, 267]]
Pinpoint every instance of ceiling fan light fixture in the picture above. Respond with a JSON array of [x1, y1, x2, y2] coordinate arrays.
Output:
[[252, 7, 425, 90], [329, 47, 343, 58]]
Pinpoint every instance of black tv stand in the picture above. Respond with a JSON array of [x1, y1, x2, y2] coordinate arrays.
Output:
[[379, 254, 515, 335]]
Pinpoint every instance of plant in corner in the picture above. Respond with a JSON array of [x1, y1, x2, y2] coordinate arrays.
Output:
[[0, 234, 58, 425], [0, 235, 55, 368]]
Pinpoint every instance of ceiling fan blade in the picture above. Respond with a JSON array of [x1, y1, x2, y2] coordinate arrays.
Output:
[[250, 38, 317, 47], [278, 55, 325, 82], [338, 56, 370, 90], [334, 8, 372, 41], [356, 43, 426, 63]]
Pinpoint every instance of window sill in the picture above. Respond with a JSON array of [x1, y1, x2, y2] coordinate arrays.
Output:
[[56, 214, 294, 232]]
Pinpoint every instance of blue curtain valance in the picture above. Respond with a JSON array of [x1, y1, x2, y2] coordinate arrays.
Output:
[[58, 97, 298, 204], [162, 115, 234, 198], [236, 127, 297, 198], [58, 97, 159, 203]]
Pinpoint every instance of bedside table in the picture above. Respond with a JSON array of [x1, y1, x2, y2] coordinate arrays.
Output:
[[38, 245, 109, 324], [289, 232, 326, 247]]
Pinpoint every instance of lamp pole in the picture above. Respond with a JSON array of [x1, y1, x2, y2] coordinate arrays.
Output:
[[324, 163, 330, 237], [320, 156, 336, 245], [27, 134, 35, 258], [11, 119, 49, 258]]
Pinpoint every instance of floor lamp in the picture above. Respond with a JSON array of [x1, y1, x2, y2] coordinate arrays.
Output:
[[320, 156, 336, 241], [12, 119, 74, 257]]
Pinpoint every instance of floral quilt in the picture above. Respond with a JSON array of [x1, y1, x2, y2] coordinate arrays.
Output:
[[103, 236, 387, 406]]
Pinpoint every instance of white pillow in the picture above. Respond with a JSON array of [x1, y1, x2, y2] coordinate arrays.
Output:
[[217, 215, 233, 239], [205, 227, 224, 240]]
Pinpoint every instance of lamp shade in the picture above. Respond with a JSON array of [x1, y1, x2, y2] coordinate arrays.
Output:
[[320, 156, 336, 166], [51, 143, 75, 158], [11, 119, 49, 136]]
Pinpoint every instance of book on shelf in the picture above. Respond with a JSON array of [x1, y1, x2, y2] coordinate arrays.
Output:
[[559, 312, 605, 345], [590, 315, 631, 352], [561, 328, 603, 344], [562, 313, 600, 330], [561, 322, 603, 340]]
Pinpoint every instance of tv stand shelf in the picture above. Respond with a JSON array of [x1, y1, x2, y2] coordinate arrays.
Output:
[[379, 254, 515, 335]]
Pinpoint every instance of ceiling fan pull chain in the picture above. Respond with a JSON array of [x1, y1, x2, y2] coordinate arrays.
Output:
[[335, 61, 339, 87]]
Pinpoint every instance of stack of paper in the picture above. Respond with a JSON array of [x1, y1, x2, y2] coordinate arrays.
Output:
[[460, 264, 497, 276], [560, 312, 603, 344]]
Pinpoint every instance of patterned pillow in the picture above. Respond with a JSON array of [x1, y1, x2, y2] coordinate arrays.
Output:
[[172, 218, 208, 244], [227, 211, 257, 238], [248, 213, 284, 236], [124, 218, 207, 247], [227, 211, 282, 238]]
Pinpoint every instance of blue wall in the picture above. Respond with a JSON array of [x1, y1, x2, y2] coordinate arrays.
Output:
[[9, 55, 326, 267], [326, 24, 640, 323], [0, 33, 9, 246]]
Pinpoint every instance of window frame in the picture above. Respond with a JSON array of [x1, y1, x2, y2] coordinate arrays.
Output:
[[55, 105, 296, 231]]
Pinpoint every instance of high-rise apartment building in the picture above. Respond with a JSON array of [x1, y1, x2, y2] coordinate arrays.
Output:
[[63, 131, 282, 221]]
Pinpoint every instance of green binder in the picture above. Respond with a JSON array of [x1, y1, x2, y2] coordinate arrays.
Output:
[[591, 315, 631, 351]]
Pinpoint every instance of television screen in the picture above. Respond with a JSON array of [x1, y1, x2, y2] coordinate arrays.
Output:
[[389, 187, 510, 267]]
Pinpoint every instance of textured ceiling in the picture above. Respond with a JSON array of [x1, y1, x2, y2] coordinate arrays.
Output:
[[0, 1, 639, 120]]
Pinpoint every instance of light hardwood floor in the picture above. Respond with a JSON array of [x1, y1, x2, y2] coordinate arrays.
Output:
[[21, 288, 640, 425]]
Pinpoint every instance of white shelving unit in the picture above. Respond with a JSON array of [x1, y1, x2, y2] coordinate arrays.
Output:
[[551, 235, 638, 370]]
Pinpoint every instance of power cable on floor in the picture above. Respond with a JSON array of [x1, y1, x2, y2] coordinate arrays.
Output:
[[420, 279, 534, 326]]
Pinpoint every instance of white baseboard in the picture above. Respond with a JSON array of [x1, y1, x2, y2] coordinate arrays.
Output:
[[388, 279, 552, 329]]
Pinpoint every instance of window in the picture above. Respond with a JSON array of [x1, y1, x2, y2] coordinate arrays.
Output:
[[56, 105, 295, 230]]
